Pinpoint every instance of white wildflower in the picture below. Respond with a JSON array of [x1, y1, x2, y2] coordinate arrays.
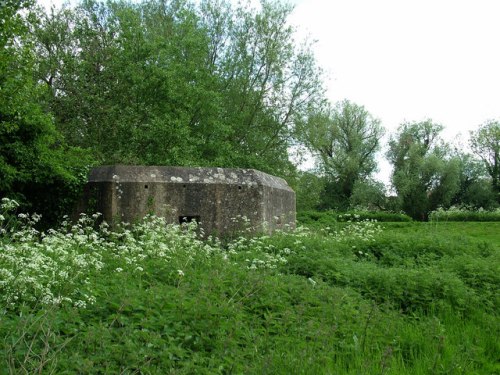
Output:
[[74, 300, 87, 309]]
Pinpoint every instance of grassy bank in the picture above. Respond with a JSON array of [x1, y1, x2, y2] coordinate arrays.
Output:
[[1, 211, 499, 374]]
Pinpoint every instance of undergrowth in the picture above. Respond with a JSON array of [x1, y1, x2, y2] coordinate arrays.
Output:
[[1, 200, 499, 374]]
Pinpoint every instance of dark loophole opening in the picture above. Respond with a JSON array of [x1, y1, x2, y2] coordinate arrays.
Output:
[[144, 184, 148, 189], [182, 184, 186, 188], [179, 215, 200, 224], [238, 185, 242, 190]]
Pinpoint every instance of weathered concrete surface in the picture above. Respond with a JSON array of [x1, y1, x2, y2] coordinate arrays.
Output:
[[78, 166, 296, 235]]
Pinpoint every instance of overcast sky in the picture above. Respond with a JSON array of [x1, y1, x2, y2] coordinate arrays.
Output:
[[290, 0, 500, 136], [38, 0, 500, 182]]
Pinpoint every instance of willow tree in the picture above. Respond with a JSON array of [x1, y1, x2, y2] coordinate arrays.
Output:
[[387, 120, 460, 220], [299, 100, 384, 209]]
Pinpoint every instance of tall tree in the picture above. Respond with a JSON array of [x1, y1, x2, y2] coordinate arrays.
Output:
[[206, 0, 325, 174], [33, 0, 206, 165], [299, 100, 384, 209], [470, 120, 500, 202], [0, 0, 91, 223], [32, 0, 325, 176], [387, 120, 459, 220]]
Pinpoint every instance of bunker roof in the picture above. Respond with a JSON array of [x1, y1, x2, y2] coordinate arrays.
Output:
[[89, 165, 293, 191]]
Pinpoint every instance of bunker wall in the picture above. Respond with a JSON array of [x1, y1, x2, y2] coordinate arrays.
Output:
[[78, 166, 295, 236]]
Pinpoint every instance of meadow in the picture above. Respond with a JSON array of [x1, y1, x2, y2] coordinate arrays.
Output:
[[1, 200, 499, 374]]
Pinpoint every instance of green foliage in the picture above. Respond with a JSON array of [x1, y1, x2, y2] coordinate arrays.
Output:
[[451, 151, 498, 209], [387, 120, 460, 220], [0, 0, 94, 225], [1, 209, 499, 373], [2, 3, 499, 370], [280, 223, 499, 317], [299, 100, 384, 209], [349, 178, 388, 210], [460, 179, 498, 209], [294, 171, 325, 211], [31, 0, 324, 177], [470, 119, 500, 201]]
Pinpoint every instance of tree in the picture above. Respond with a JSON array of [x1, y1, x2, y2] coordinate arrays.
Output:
[[470, 120, 500, 202], [0, 0, 92, 224], [299, 100, 384, 209], [207, 0, 325, 175], [450, 151, 497, 209], [387, 120, 460, 220], [294, 171, 324, 211], [33, 0, 203, 165], [32, 0, 325, 177], [349, 179, 388, 211]]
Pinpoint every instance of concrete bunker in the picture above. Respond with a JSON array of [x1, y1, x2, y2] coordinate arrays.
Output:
[[79, 165, 296, 235]]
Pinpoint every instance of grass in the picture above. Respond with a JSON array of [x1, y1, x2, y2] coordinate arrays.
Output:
[[1, 206, 499, 374]]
